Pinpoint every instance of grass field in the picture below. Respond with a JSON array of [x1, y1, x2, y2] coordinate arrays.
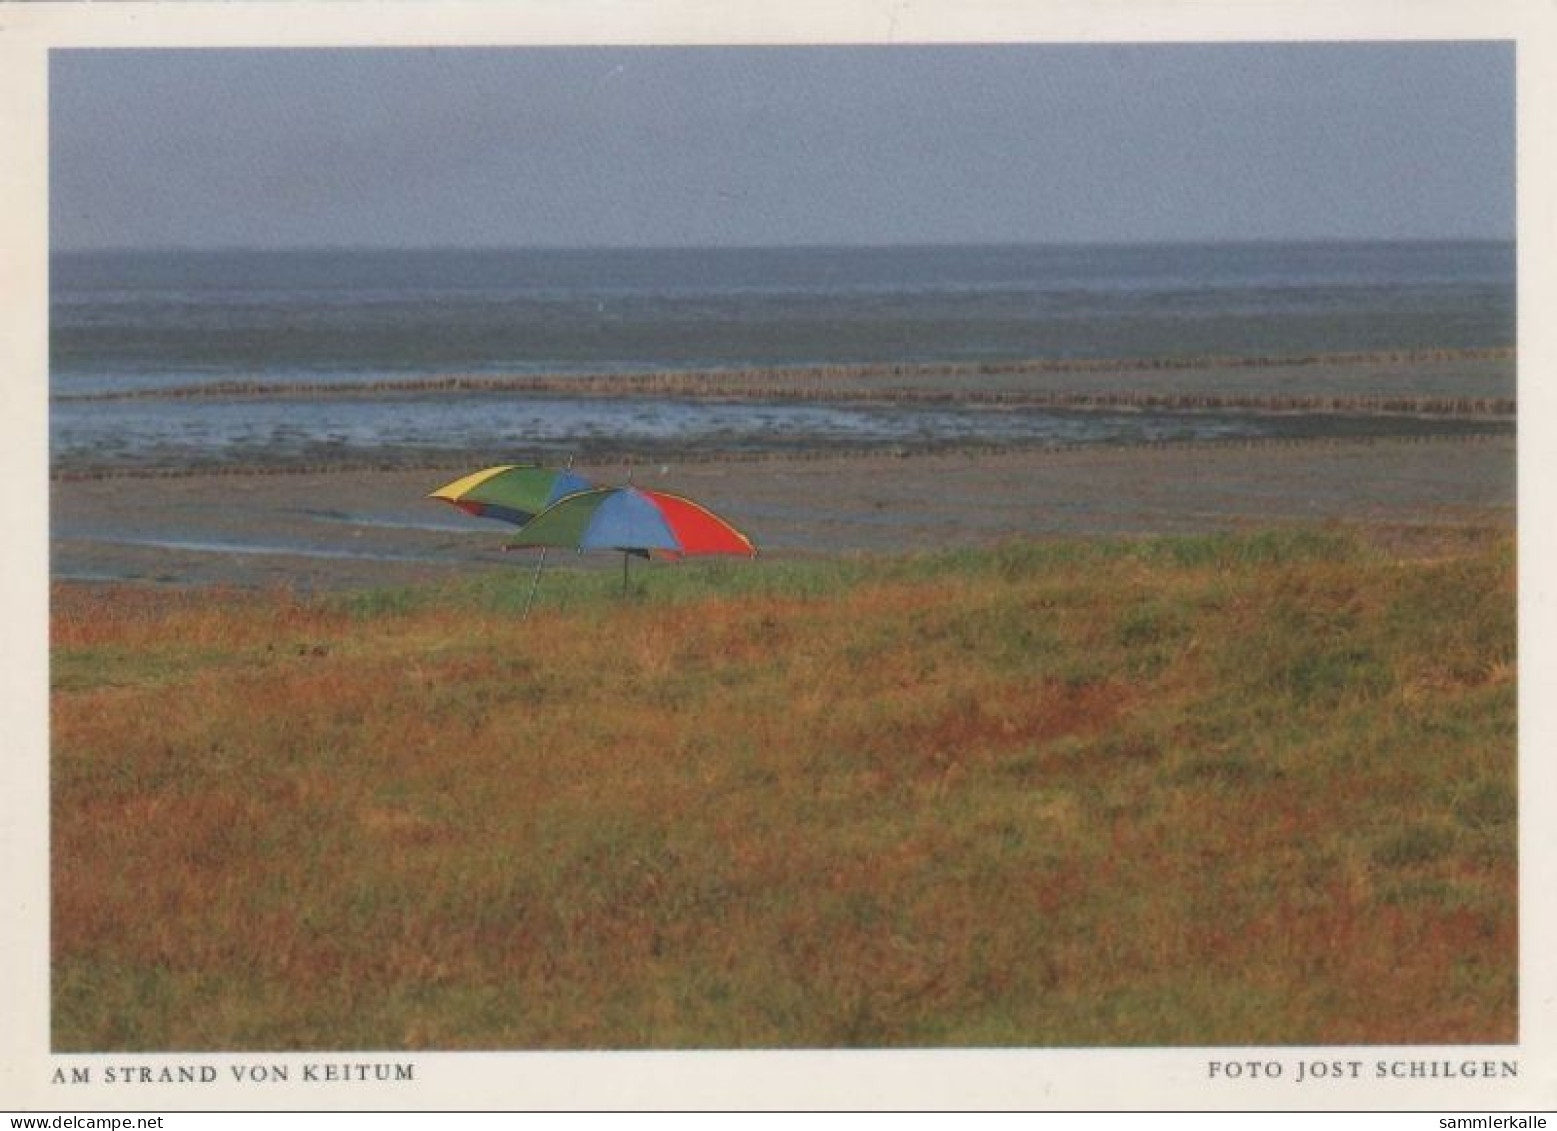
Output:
[[50, 526, 1517, 1050]]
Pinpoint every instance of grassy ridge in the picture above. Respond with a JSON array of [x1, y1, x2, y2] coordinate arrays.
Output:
[[50, 527, 1516, 1050], [58, 346, 1515, 401]]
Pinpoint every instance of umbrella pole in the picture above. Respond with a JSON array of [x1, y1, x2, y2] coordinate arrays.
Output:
[[521, 547, 549, 622], [622, 551, 629, 596], [517, 453, 575, 619]]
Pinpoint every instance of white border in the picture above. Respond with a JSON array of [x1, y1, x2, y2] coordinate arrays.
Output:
[[3, 1, 1552, 1112]]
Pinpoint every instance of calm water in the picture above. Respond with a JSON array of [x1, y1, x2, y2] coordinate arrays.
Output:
[[50, 241, 1515, 468]]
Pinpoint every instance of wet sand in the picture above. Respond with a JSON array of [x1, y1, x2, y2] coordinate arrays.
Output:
[[50, 434, 1515, 591]]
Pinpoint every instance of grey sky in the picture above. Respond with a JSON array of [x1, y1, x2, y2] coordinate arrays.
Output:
[[49, 42, 1514, 250]]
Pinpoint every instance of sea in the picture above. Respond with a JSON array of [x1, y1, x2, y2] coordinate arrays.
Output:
[[49, 241, 1516, 471]]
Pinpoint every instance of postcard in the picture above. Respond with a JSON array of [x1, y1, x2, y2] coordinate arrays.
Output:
[[3, 0, 1553, 1112]]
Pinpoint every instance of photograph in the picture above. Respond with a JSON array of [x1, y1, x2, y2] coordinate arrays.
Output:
[[7, 0, 1555, 1113]]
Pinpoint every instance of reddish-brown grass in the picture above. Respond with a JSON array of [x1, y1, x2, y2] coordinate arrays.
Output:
[[50, 528, 1516, 1049]]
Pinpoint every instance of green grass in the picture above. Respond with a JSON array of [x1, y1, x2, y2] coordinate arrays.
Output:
[[50, 526, 1517, 1050]]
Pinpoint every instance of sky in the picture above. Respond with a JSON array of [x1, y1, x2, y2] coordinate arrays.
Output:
[[49, 42, 1515, 251]]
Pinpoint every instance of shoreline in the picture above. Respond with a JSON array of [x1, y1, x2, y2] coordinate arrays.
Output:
[[51, 433, 1516, 591], [50, 349, 1516, 479], [50, 427, 1513, 482], [56, 346, 1516, 401]]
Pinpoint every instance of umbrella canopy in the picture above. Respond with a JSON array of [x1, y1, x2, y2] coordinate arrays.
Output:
[[428, 464, 593, 527], [506, 486, 756, 559]]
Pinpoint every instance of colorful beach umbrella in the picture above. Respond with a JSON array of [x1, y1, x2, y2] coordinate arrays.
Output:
[[507, 485, 756, 595], [431, 462, 597, 618], [507, 486, 756, 559], [428, 464, 593, 527]]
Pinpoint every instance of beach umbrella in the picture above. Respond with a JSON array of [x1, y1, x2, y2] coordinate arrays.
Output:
[[430, 463, 595, 617], [428, 464, 594, 527], [507, 485, 756, 595]]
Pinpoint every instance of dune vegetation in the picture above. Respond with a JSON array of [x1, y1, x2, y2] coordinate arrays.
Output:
[[50, 526, 1516, 1050]]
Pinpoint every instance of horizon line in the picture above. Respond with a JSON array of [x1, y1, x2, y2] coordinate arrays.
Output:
[[49, 235, 1518, 256]]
